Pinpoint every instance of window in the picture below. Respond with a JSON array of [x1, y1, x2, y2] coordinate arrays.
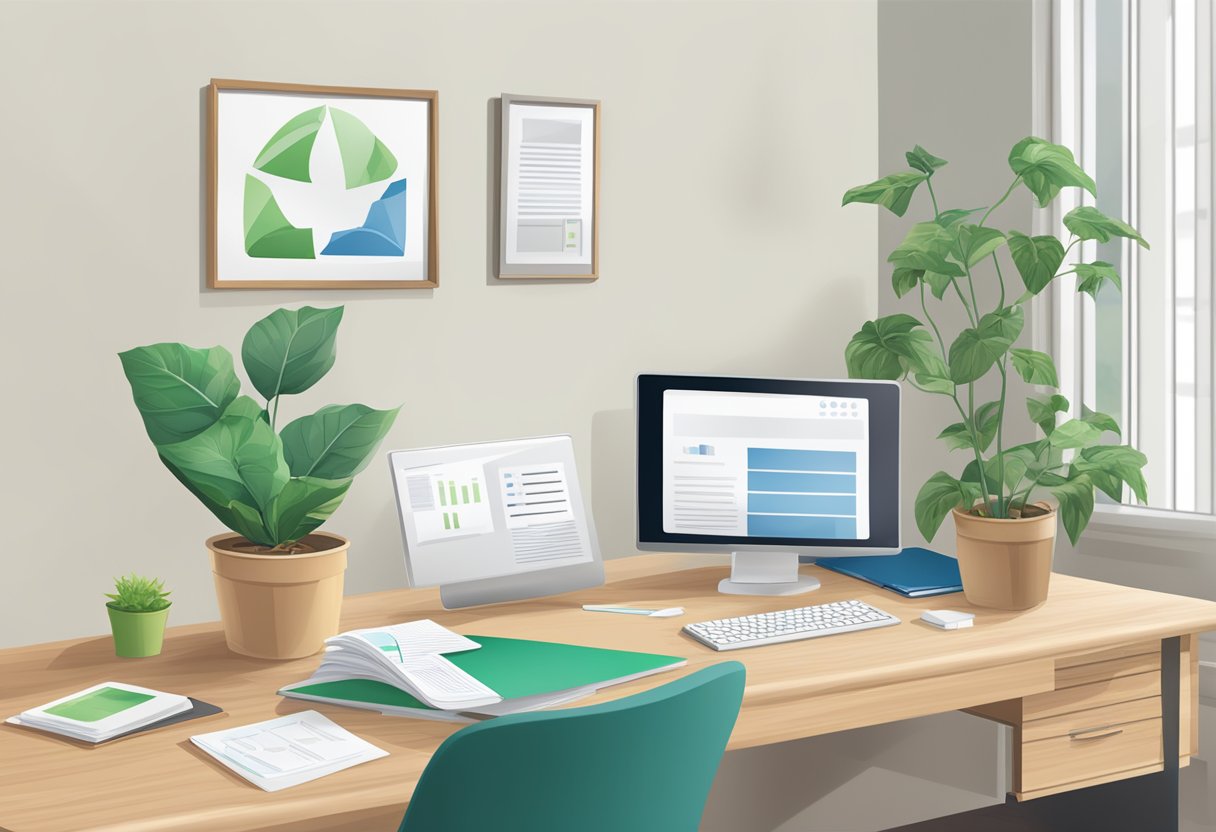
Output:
[[1050, 0, 1215, 520]]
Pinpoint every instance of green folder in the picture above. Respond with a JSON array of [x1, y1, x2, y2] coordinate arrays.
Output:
[[280, 636, 686, 715]]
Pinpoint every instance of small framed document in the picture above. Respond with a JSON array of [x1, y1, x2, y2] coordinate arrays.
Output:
[[498, 94, 600, 279]]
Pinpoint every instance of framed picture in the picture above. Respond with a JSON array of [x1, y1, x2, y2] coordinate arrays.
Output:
[[498, 94, 600, 279], [208, 79, 438, 289]]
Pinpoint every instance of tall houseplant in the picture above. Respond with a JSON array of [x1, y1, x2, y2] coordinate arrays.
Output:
[[841, 138, 1149, 609], [119, 306, 399, 658]]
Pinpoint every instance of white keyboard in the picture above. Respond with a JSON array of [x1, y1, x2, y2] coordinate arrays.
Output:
[[683, 599, 901, 651]]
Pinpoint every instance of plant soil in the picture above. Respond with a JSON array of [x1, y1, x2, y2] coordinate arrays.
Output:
[[968, 501, 1053, 520], [219, 534, 344, 556]]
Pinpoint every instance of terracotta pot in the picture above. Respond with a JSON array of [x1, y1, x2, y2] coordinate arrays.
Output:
[[206, 532, 349, 660], [952, 504, 1056, 610]]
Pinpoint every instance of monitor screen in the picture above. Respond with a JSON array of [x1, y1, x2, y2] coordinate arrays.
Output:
[[637, 375, 900, 553], [390, 435, 598, 588]]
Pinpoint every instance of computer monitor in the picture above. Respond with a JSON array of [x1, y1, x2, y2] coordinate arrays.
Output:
[[389, 435, 604, 609], [636, 374, 900, 596]]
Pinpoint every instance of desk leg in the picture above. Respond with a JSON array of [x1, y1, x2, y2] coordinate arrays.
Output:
[[883, 637, 1182, 832]]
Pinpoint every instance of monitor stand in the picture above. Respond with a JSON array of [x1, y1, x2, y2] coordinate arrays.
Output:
[[718, 552, 821, 596]]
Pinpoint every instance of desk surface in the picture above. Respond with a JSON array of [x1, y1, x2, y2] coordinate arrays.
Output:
[[4, 554, 1216, 832]]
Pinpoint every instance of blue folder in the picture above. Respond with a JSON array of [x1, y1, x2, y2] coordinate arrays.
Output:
[[814, 547, 963, 598]]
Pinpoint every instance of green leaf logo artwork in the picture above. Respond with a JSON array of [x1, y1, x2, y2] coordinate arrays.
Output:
[[243, 106, 407, 259]]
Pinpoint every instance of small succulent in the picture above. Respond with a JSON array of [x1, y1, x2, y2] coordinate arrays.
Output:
[[106, 574, 172, 612]]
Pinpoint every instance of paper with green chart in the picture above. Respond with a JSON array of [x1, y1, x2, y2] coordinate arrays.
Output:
[[7, 682, 192, 743], [280, 619, 687, 721]]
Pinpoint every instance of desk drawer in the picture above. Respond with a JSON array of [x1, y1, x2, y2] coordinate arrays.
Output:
[[963, 638, 1198, 801], [1023, 671, 1160, 721], [1018, 717, 1163, 794], [1020, 696, 1161, 743]]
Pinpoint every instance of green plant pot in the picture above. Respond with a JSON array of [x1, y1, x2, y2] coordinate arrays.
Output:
[[107, 604, 170, 658]]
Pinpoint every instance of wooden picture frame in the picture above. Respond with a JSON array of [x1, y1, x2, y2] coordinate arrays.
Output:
[[207, 78, 439, 289], [497, 94, 600, 279]]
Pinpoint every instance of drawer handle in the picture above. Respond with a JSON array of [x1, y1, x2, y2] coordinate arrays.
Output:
[[1069, 724, 1124, 741]]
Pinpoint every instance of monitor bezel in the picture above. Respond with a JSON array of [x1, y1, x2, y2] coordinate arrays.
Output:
[[636, 374, 901, 554]]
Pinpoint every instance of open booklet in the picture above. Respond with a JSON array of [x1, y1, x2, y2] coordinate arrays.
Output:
[[295, 619, 502, 711], [280, 619, 687, 721]]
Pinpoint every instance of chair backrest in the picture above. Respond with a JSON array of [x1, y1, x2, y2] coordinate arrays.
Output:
[[398, 661, 746, 832]]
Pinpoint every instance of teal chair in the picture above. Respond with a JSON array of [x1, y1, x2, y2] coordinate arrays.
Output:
[[398, 661, 746, 832]]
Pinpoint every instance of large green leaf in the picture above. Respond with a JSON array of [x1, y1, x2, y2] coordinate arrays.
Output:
[[1008, 137, 1096, 207], [1074, 261, 1122, 298], [280, 403, 401, 479], [912, 352, 955, 395], [1027, 393, 1069, 435], [892, 267, 921, 299], [948, 306, 1025, 383], [1047, 418, 1103, 449], [955, 224, 1007, 267], [906, 145, 947, 175], [1050, 473, 1096, 545], [1080, 405, 1121, 438], [937, 399, 1001, 453], [158, 452, 272, 545], [1072, 445, 1148, 504], [1007, 231, 1065, 295], [888, 222, 965, 277], [845, 314, 936, 380], [842, 172, 927, 217], [264, 476, 353, 544], [1063, 206, 1149, 248], [935, 207, 983, 228], [242, 306, 344, 401], [923, 270, 954, 300], [157, 396, 289, 514], [963, 440, 1060, 495], [915, 472, 981, 542], [1010, 348, 1058, 386], [119, 343, 241, 446]]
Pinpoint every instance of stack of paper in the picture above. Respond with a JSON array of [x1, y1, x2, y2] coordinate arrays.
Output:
[[302, 619, 502, 711], [190, 711, 387, 791], [8, 682, 191, 743], [280, 620, 688, 722]]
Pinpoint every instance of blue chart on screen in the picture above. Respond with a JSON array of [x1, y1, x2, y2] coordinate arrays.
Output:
[[746, 448, 858, 538]]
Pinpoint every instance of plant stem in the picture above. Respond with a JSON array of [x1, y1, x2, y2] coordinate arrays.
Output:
[[920, 283, 993, 505], [961, 261, 981, 323], [925, 177, 941, 218], [992, 252, 1007, 308], [271, 395, 280, 430], [980, 175, 1022, 228], [919, 283, 949, 355], [994, 358, 1010, 518], [965, 381, 994, 510], [950, 278, 978, 328]]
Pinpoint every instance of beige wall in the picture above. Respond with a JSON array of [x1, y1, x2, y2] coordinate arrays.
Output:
[[0, 0, 878, 647], [877, 0, 1037, 550]]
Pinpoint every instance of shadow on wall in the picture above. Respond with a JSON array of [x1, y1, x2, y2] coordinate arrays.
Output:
[[702, 712, 1002, 832], [588, 271, 876, 561], [591, 408, 636, 559]]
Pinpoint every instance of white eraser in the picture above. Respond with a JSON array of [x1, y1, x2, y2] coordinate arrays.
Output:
[[921, 610, 975, 629]]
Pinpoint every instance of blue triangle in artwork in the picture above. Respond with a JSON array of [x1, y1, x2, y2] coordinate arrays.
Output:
[[321, 178, 407, 256]]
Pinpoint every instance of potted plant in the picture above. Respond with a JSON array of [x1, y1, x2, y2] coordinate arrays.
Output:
[[106, 574, 172, 658], [119, 306, 399, 659], [840, 139, 1149, 610]]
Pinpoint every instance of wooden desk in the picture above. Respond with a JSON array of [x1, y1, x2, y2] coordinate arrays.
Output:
[[3, 554, 1215, 832]]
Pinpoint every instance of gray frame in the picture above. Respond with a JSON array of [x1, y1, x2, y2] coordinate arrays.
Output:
[[497, 93, 600, 279]]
